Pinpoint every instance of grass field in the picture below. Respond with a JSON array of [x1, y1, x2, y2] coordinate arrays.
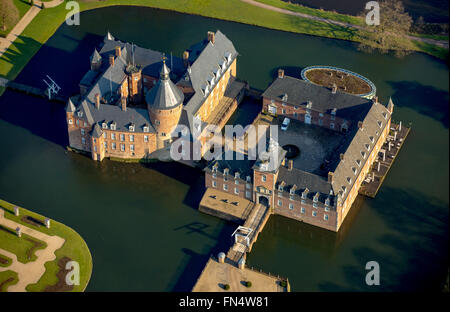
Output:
[[0, 270, 19, 291], [0, 0, 32, 38], [0, 253, 12, 267], [0, 199, 92, 292]]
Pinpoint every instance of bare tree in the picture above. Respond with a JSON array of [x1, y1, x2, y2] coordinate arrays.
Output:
[[0, 0, 19, 32], [358, 0, 413, 57]]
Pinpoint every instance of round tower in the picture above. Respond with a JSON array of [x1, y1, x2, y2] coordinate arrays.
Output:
[[146, 60, 184, 150]]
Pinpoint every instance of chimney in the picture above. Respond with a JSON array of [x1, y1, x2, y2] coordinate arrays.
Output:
[[332, 83, 337, 94], [207, 31, 215, 44], [328, 172, 333, 182], [340, 153, 344, 161], [121, 97, 127, 112], [278, 69, 284, 79], [288, 159, 293, 171], [373, 96, 379, 103], [115, 46, 121, 57], [358, 121, 363, 129], [95, 93, 100, 109], [109, 55, 115, 66], [183, 50, 189, 67]]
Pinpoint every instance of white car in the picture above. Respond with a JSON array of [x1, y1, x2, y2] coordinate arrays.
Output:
[[281, 117, 290, 131]]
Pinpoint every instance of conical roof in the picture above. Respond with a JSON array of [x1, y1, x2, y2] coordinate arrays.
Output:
[[65, 98, 76, 113], [90, 49, 101, 63], [105, 31, 114, 41], [146, 61, 184, 110]]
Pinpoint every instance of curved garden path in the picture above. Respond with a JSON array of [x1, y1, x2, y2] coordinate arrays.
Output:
[[240, 0, 449, 49], [0, 208, 65, 292]]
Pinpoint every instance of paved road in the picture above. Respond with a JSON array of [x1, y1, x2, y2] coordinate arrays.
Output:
[[241, 0, 449, 49]]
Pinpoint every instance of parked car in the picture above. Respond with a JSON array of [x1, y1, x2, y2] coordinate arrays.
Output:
[[281, 117, 290, 131]]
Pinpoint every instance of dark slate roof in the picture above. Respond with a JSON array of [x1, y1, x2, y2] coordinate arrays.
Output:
[[91, 123, 103, 138], [276, 166, 334, 206], [65, 98, 76, 113], [99, 37, 185, 79], [183, 30, 238, 116], [262, 76, 372, 120], [331, 101, 391, 202], [205, 151, 256, 180], [146, 62, 184, 110], [79, 70, 99, 87]]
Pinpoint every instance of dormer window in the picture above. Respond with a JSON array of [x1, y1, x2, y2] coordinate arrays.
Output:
[[129, 124, 135, 132], [356, 159, 361, 167], [306, 101, 312, 109], [342, 186, 347, 193], [382, 112, 388, 119], [369, 136, 374, 143], [202, 85, 209, 96], [313, 193, 319, 203], [302, 188, 308, 199], [282, 93, 288, 102], [352, 167, 357, 175], [102, 122, 108, 129], [290, 189, 295, 195], [110, 122, 116, 131], [365, 143, 370, 151], [246, 176, 251, 183], [347, 177, 352, 184], [234, 172, 240, 180], [220, 60, 226, 71], [77, 111, 83, 118], [361, 151, 366, 159], [143, 125, 149, 133], [377, 120, 383, 128], [225, 52, 232, 64], [278, 185, 283, 192], [325, 197, 330, 206]]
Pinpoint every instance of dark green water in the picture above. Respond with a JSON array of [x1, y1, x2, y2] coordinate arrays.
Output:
[[0, 6, 448, 291]]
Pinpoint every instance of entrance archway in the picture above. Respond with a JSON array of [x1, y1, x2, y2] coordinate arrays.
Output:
[[258, 196, 269, 207]]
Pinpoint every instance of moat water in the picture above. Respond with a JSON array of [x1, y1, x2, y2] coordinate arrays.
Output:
[[0, 6, 448, 291]]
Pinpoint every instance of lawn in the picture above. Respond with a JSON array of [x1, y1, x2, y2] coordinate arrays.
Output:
[[0, 199, 93, 292], [0, 270, 19, 292], [0, 0, 32, 38]]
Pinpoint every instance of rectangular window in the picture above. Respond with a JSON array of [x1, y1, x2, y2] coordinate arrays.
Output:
[[80, 129, 85, 135], [94, 146, 97, 152], [289, 203, 293, 210], [324, 214, 329, 221], [120, 144, 125, 152], [68, 119, 73, 125], [111, 133, 116, 140], [81, 137, 86, 145], [130, 135, 134, 142], [104, 142, 107, 148], [301, 207, 305, 214], [330, 123, 335, 129], [120, 134, 125, 141], [103, 132, 107, 139], [76, 120, 80, 126], [235, 180, 239, 185], [262, 175, 266, 182], [84, 122, 87, 127], [312, 211, 317, 217], [223, 184, 228, 191], [245, 191, 251, 199], [246, 183, 251, 189], [234, 188, 239, 195], [278, 200, 282, 207], [212, 181, 217, 188], [144, 135, 149, 143], [112, 142, 116, 150], [130, 144, 135, 152]]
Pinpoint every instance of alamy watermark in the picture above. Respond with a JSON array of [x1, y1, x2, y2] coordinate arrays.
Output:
[[365, 1, 380, 25], [365, 261, 380, 286], [65, 260, 80, 286], [65, 1, 80, 26]]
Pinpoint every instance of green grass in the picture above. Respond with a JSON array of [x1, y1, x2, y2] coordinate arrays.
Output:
[[0, 253, 12, 267], [0, 224, 47, 264], [0, 270, 19, 292], [410, 33, 449, 42], [0, 199, 92, 292], [253, 0, 364, 25], [0, 0, 32, 38]]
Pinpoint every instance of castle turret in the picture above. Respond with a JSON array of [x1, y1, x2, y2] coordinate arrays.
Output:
[[90, 49, 102, 71], [146, 59, 184, 149]]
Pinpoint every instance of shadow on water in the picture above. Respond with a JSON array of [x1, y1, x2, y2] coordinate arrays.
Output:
[[319, 186, 449, 291], [388, 80, 449, 128], [170, 221, 236, 291]]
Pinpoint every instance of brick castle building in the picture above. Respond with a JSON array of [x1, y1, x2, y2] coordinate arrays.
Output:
[[204, 70, 393, 232], [66, 30, 243, 161]]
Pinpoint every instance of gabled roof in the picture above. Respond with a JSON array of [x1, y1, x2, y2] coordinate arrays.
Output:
[[262, 76, 372, 120], [91, 123, 103, 138]]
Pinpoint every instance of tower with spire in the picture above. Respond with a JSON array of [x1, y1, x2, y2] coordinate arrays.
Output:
[[146, 56, 185, 149]]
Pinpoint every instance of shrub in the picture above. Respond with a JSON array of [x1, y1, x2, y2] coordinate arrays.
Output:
[[224, 284, 230, 290], [245, 281, 252, 288]]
